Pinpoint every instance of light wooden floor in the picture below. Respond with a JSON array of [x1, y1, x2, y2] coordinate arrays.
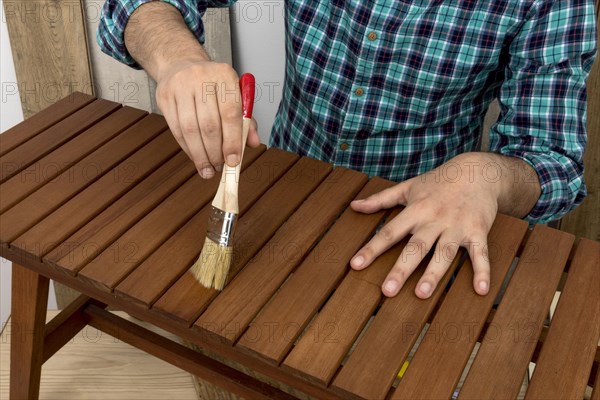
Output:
[[0, 311, 198, 400]]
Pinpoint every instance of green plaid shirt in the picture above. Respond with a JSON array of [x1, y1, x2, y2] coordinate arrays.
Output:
[[98, 0, 597, 223]]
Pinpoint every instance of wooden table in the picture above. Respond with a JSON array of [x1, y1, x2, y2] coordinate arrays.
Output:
[[1, 93, 599, 400]]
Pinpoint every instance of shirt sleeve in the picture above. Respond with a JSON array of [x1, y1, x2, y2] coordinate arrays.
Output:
[[96, 0, 235, 69], [489, 0, 597, 224]]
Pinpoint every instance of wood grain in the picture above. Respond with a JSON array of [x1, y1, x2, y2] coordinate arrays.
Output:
[[195, 168, 368, 343], [11, 132, 180, 261], [525, 238, 600, 399], [0, 99, 120, 183], [0, 92, 94, 156], [392, 215, 528, 399], [0, 114, 167, 245], [459, 226, 575, 399], [331, 250, 465, 399], [115, 154, 331, 310], [0, 106, 147, 214], [149, 156, 332, 325], [9, 263, 49, 399], [236, 177, 395, 364], [75, 146, 268, 292], [282, 207, 404, 386], [3, 0, 93, 118]]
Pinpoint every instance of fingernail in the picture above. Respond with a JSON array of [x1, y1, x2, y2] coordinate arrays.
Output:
[[351, 256, 364, 268], [478, 281, 489, 293], [384, 280, 399, 295], [200, 167, 214, 179], [419, 282, 432, 296], [226, 154, 239, 166]]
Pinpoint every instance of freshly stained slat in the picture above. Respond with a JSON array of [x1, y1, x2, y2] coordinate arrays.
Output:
[[236, 177, 395, 364], [0, 114, 167, 245], [282, 209, 405, 386], [0, 107, 147, 213], [76, 147, 280, 292], [195, 167, 368, 343], [0, 92, 94, 156], [392, 215, 528, 399], [0, 99, 120, 183], [45, 146, 264, 276], [525, 239, 600, 399], [116, 155, 332, 310], [11, 132, 180, 261], [331, 250, 465, 399], [458, 226, 575, 399], [150, 156, 333, 325]]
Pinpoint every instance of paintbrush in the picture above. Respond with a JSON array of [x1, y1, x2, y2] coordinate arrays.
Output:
[[190, 73, 255, 290]]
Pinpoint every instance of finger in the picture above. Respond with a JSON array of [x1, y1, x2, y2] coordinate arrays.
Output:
[[414, 234, 461, 299], [217, 75, 243, 166], [247, 118, 261, 148], [382, 228, 439, 297], [195, 86, 224, 168], [350, 210, 415, 270], [351, 180, 411, 214], [176, 94, 213, 179], [468, 235, 491, 295], [161, 97, 192, 157]]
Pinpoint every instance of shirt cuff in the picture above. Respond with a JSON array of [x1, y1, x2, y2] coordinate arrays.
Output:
[[97, 0, 207, 69], [501, 150, 586, 225]]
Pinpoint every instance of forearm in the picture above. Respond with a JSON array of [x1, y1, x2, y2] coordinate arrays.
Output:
[[452, 152, 541, 219], [124, 1, 210, 81]]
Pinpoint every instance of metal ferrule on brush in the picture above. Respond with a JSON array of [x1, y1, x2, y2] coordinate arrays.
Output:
[[206, 205, 237, 247]]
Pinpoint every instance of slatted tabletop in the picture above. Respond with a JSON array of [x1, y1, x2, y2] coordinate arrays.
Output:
[[2, 93, 599, 399]]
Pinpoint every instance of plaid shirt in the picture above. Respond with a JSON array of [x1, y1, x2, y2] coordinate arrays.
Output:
[[98, 0, 597, 224]]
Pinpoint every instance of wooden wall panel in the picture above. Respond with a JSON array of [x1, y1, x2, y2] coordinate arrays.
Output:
[[3, 0, 93, 118]]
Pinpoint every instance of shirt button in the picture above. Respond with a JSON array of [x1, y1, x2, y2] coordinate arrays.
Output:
[[340, 143, 349, 151], [354, 88, 364, 97], [367, 32, 377, 41]]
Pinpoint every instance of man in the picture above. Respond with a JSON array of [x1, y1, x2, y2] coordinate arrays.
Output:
[[98, 0, 596, 299]]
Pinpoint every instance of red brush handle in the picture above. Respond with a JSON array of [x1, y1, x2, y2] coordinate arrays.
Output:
[[240, 73, 255, 119]]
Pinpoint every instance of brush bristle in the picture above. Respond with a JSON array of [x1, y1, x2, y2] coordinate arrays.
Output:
[[190, 237, 233, 290]]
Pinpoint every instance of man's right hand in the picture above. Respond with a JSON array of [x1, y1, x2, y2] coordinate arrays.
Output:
[[124, 2, 259, 179], [155, 59, 259, 178]]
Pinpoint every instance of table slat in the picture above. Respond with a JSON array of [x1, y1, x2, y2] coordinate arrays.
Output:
[[236, 177, 395, 364], [115, 155, 332, 310], [195, 167, 368, 343], [525, 238, 600, 399], [149, 156, 333, 325], [392, 214, 528, 399], [0, 92, 94, 156], [458, 225, 575, 399], [0, 107, 147, 213], [11, 132, 180, 260], [45, 146, 264, 275], [0, 114, 167, 245], [113, 149, 300, 305], [282, 211, 405, 386], [0, 99, 120, 183], [332, 252, 465, 399], [75, 147, 276, 292]]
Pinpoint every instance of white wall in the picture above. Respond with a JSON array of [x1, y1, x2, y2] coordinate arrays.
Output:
[[0, 1, 58, 329], [230, 1, 285, 143]]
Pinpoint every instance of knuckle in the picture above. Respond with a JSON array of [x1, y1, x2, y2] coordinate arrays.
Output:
[[379, 225, 395, 242], [200, 121, 221, 138], [180, 121, 199, 137]]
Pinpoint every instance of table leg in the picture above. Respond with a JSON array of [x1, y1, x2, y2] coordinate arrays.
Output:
[[10, 263, 49, 400]]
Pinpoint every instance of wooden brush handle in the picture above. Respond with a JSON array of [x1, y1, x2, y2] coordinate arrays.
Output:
[[212, 118, 251, 213], [211, 74, 255, 213]]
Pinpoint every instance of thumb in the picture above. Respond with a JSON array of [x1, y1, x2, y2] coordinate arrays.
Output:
[[246, 118, 261, 147], [351, 180, 412, 214]]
